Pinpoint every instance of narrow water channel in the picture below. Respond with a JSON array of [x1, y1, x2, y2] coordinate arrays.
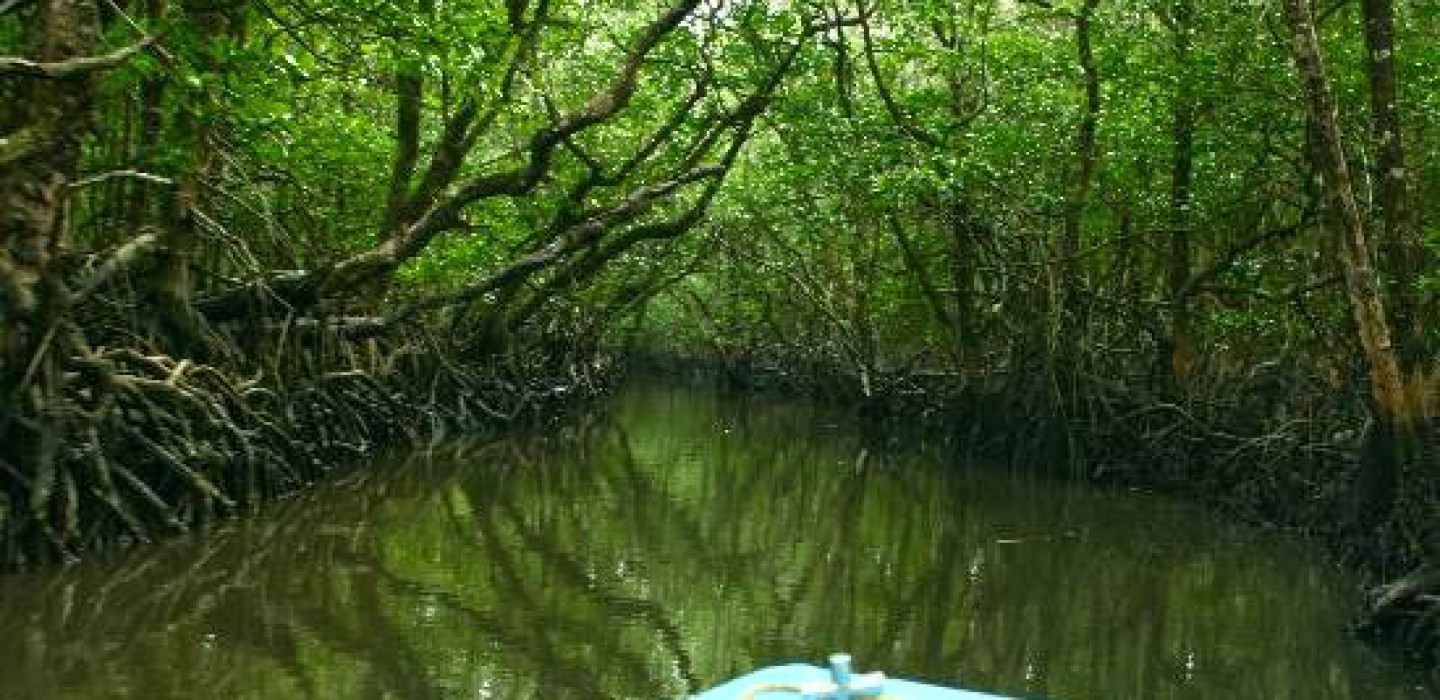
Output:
[[0, 381, 1429, 699]]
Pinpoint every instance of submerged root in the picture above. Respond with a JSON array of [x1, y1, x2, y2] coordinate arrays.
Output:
[[1360, 566, 1440, 666]]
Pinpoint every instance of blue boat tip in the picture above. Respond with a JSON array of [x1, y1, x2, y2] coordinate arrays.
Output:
[[688, 653, 1025, 699]]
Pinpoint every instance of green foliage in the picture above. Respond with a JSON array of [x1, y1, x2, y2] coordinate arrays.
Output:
[[3, 0, 1434, 381], [631, 0, 1436, 398]]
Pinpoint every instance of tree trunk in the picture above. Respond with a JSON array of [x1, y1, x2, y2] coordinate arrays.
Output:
[[1282, 0, 1412, 527], [152, 1, 238, 358], [382, 58, 423, 239], [887, 213, 956, 353], [1056, 0, 1101, 365], [0, 0, 100, 386], [1166, 0, 1198, 385], [125, 0, 168, 238], [1359, 0, 1427, 375], [947, 200, 984, 374], [0, 0, 102, 540]]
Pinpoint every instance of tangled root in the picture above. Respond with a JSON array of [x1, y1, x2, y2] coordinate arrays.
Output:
[[0, 342, 606, 569]]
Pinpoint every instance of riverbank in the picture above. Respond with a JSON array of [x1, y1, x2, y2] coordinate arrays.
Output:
[[0, 347, 613, 570], [626, 350, 1440, 676]]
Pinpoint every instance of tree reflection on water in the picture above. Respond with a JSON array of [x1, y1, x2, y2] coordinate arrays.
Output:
[[0, 383, 1427, 699]]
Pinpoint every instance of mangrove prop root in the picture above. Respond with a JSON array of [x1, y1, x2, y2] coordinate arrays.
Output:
[[0, 341, 598, 569]]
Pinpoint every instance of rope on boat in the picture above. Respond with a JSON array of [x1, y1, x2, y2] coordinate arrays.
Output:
[[735, 654, 890, 699], [740, 681, 896, 698], [741, 683, 805, 699]]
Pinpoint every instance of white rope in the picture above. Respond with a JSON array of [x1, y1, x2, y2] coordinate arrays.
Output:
[[739, 682, 899, 699], [741, 683, 806, 699]]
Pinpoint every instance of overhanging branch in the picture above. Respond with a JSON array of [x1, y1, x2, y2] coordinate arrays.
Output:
[[0, 35, 156, 79]]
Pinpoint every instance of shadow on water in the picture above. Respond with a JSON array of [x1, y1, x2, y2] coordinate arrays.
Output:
[[0, 381, 1431, 699]]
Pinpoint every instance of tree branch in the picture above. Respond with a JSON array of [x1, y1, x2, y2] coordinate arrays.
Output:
[[314, 0, 703, 297], [69, 169, 175, 189], [70, 233, 162, 305], [0, 35, 156, 79]]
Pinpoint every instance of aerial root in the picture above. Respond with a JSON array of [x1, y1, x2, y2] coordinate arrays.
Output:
[[2, 341, 593, 567]]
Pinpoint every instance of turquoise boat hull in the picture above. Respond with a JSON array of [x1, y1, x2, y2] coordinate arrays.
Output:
[[690, 660, 1019, 699]]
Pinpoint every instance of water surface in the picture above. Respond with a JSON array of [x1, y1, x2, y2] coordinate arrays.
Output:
[[0, 381, 1429, 699]]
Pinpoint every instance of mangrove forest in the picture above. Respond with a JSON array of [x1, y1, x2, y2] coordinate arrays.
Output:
[[1, 0, 1437, 693]]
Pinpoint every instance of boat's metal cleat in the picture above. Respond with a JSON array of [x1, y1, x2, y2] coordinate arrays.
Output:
[[783, 653, 886, 699]]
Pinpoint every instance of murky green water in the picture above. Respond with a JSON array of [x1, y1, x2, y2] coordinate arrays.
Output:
[[0, 381, 1430, 699]]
